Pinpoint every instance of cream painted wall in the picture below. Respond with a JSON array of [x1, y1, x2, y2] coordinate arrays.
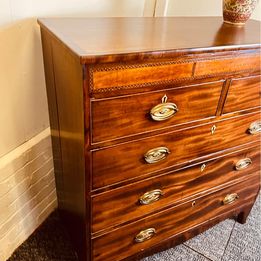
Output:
[[0, 1, 154, 260], [0, 0, 153, 158], [0, 19, 49, 158], [165, 0, 261, 21]]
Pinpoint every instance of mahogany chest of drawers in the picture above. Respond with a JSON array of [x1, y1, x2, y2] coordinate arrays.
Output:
[[38, 17, 261, 261]]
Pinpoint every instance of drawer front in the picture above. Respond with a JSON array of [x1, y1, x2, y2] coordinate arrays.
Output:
[[92, 146, 260, 233], [223, 75, 261, 114], [90, 54, 260, 94], [194, 54, 260, 77], [92, 112, 260, 189], [92, 81, 223, 143], [92, 176, 260, 261], [91, 61, 194, 91]]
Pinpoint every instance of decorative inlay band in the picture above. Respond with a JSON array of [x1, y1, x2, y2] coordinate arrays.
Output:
[[89, 54, 260, 93]]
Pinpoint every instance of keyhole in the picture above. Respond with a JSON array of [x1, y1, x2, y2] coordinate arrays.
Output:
[[162, 94, 168, 103], [201, 164, 206, 172], [192, 201, 196, 207], [211, 125, 217, 135]]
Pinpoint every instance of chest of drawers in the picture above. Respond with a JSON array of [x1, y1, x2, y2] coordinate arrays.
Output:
[[38, 17, 261, 261]]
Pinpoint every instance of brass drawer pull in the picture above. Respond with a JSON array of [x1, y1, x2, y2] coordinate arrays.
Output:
[[222, 193, 239, 205], [144, 147, 170, 164], [135, 228, 156, 243], [150, 102, 178, 121], [150, 94, 178, 121], [248, 121, 261, 135], [235, 158, 252, 171], [139, 189, 163, 205]]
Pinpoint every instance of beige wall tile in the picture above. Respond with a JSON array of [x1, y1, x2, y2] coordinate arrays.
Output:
[[0, 128, 56, 261]]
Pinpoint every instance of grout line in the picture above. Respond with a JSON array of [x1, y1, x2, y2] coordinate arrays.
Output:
[[220, 220, 236, 261], [182, 243, 214, 261]]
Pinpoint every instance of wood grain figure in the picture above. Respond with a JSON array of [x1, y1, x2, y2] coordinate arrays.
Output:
[[38, 17, 261, 261]]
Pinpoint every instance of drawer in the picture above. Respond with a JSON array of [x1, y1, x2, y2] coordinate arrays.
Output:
[[90, 54, 260, 94], [92, 112, 260, 189], [92, 81, 223, 143], [92, 176, 260, 261], [194, 54, 260, 77], [223, 75, 261, 114], [92, 146, 260, 233], [91, 60, 194, 92]]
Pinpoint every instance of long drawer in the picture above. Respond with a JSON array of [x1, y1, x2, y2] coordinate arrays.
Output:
[[92, 146, 260, 233], [92, 175, 260, 261], [223, 75, 261, 114], [92, 112, 260, 189], [92, 81, 223, 143]]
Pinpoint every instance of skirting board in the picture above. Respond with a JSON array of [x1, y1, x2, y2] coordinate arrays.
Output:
[[0, 128, 57, 261]]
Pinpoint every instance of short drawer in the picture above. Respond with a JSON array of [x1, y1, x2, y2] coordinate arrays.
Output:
[[223, 75, 261, 114], [92, 81, 223, 143], [92, 146, 260, 233], [92, 112, 260, 189], [194, 54, 260, 77], [92, 176, 260, 261]]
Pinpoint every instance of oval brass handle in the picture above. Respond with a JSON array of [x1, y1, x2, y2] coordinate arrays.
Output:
[[235, 158, 252, 171], [139, 189, 163, 205], [144, 147, 170, 164], [150, 102, 178, 121], [222, 193, 239, 205], [135, 228, 156, 243], [248, 121, 261, 135]]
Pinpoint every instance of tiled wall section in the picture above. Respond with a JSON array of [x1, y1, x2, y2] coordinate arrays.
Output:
[[0, 128, 57, 261]]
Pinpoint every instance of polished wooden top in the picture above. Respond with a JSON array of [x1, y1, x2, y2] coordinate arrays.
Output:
[[38, 17, 260, 63]]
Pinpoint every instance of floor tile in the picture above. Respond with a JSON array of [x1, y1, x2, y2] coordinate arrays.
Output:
[[222, 195, 261, 261], [184, 219, 235, 261], [142, 244, 210, 261]]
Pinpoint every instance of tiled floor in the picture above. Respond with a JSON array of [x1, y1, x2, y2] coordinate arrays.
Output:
[[8, 195, 260, 261]]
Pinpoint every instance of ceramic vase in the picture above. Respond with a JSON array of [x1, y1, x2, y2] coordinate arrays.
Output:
[[223, 0, 258, 25]]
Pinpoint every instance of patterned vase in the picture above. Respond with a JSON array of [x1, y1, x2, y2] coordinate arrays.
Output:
[[223, 0, 258, 25]]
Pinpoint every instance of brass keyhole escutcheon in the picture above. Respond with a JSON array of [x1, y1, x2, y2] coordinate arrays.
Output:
[[211, 125, 217, 135], [162, 94, 168, 103], [200, 164, 206, 172], [192, 201, 196, 207]]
